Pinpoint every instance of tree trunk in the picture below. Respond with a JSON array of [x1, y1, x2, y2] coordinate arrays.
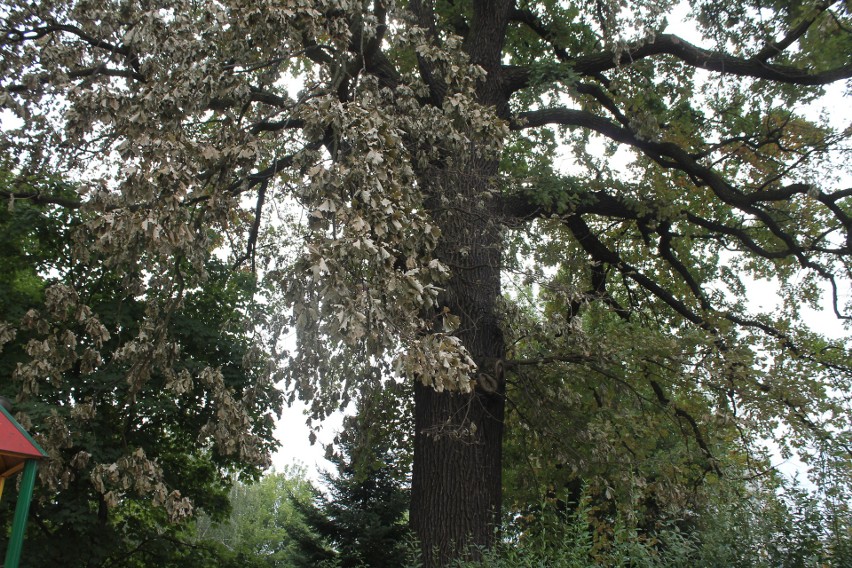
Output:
[[411, 157, 506, 566], [411, 381, 505, 566], [409, 5, 512, 564]]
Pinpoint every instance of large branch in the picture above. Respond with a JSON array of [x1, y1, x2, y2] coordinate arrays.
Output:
[[3, 22, 131, 57], [504, 178, 823, 263], [649, 379, 721, 473], [562, 211, 852, 380], [6, 64, 146, 92], [0, 189, 82, 209], [507, 6, 578, 62], [501, 31, 852, 94], [513, 107, 851, 262], [572, 33, 852, 85], [656, 221, 711, 311], [752, 1, 837, 62], [355, 2, 401, 91], [231, 178, 268, 273], [408, 0, 447, 105], [509, 106, 852, 322], [563, 214, 707, 327]]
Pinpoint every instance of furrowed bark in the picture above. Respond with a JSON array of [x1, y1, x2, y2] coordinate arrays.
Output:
[[412, 156, 506, 566], [409, 3, 512, 565]]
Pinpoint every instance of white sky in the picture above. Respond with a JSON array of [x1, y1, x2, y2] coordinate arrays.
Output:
[[271, 400, 341, 480]]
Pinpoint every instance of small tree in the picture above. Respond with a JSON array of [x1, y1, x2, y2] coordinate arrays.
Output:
[[297, 407, 411, 568]]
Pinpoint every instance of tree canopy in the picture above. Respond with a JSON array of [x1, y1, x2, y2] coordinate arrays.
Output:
[[1, 0, 851, 565]]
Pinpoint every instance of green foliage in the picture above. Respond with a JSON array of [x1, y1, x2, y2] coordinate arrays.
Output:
[[0, 176, 282, 566], [445, 479, 852, 568], [500, 229, 852, 563], [195, 466, 332, 567], [300, 435, 411, 568]]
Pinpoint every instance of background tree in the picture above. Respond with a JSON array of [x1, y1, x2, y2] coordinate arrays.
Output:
[[196, 408, 410, 568], [1, 1, 851, 566], [195, 466, 333, 568], [298, 407, 412, 568], [0, 174, 282, 566]]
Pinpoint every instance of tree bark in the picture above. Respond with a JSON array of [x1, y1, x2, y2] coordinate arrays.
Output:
[[412, 381, 504, 566], [411, 157, 506, 566], [409, 4, 512, 565]]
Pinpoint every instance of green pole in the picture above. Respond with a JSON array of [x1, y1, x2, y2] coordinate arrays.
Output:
[[4, 460, 38, 568]]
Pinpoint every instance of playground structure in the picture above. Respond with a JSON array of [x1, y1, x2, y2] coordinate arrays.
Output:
[[0, 398, 46, 568]]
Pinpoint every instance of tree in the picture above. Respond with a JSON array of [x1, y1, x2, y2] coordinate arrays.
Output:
[[197, 440, 409, 568], [0, 175, 282, 566], [2, 1, 851, 566], [196, 466, 333, 567], [300, 415, 411, 568]]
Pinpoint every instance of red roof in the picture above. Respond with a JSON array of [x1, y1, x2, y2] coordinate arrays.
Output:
[[0, 405, 46, 476]]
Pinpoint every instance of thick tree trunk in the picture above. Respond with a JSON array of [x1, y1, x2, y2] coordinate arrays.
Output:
[[408, 5, 512, 565], [411, 158, 506, 566], [412, 382, 504, 565]]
